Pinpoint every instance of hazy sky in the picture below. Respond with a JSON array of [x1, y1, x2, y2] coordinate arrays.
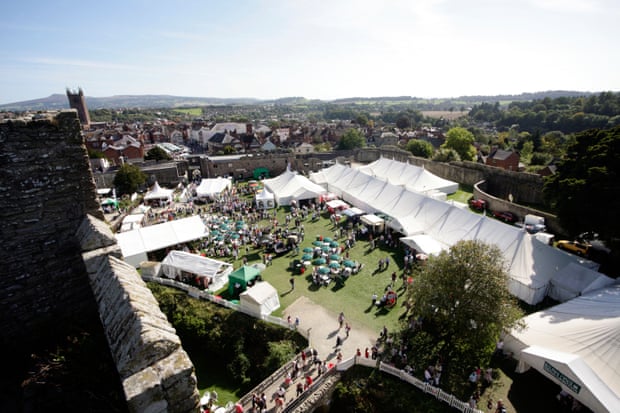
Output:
[[1, 0, 619, 104]]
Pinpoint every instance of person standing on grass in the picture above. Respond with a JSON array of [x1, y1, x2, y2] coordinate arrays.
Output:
[[338, 311, 345, 328], [289, 277, 295, 290]]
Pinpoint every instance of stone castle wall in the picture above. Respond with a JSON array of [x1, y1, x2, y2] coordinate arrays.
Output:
[[78, 215, 200, 413], [0, 112, 199, 412], [0, 111, 104, 348]]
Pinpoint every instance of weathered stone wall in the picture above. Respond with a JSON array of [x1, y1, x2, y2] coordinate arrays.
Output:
[[0, 111, 104, 349], [0, 112, 200, 412], [78, 215, 200, 413]]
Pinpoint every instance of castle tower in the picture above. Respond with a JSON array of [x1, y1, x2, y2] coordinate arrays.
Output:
[[66, 87, 91, 128]]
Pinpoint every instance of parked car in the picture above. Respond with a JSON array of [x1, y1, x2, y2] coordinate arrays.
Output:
[[492, 211, 518, 224], [557, 240, 591, 256], [469, 198, 487, 211]]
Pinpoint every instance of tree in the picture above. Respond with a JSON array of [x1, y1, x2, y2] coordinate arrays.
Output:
[[544, 126, 620, 244], [406, 139, 434, 158], [144, 146, 172, 161], [400, 240, 523, 395], [113, 163, 146, 195], [432, 148, 461, 163], [442, 127, 477, 161], [338, 129, 366, 150]]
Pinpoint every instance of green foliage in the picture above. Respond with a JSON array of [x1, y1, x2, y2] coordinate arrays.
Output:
[[338, 129, 366, 150], [113, 163, 146, 195], [147, 283, 306, 390], [223, 145, 236, 154], [262, 341, 297, 372], [543, 126, 620, 244], [530, 152, 552, 166], [406, 139, 434, 158], [432, 148, 461, 163], [87, 148, 105, 159], [331, 366, 452, 413], [469, 92, 620, 135], [400, 240, 523, 395], [144, 146, 172, 161], [442, 127, 476, 161]]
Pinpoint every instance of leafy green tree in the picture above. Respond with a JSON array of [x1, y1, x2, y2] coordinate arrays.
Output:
[[355, 113, 369, 126], [400, 240, 523, 395], [544, 126, 620, 244], [144, 146, 172, 161], [432, 148, 461, 163], [262, 341, 296, 372], [442, 127, 477, 161], [520, 141, 534, 163], [406, 139, 434, 158], [113, 163, 146, 195], [338, 129, 366, 150]]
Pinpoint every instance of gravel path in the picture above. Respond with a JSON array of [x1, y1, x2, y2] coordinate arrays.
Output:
[[283, 296, 379, 363]]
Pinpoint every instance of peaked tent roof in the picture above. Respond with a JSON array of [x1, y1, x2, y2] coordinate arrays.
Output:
[[144, 181, 174, 201], [195, 177, 232, 198], [263, 168, 326, 206], [504, 284, 620, 413], [356, 157, 459, 194]]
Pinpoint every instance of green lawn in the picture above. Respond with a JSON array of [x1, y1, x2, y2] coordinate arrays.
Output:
[[447, 184, 473, 204], [173, 107, 203, 116], [217, 207, 405, 334]]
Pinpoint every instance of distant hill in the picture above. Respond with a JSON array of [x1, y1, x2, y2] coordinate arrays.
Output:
[[0, 90, 599, 111]]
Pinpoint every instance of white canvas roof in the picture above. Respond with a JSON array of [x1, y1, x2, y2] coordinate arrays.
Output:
[[400, 234, 445, 256], [548, 262, 616, 302], [239, 281, 280, 316], [264, 168, 326, 206], [310, 157, 606, 305], [504, 284, 620, 413], [161, 250, 233, 292], [360, 214, 384, 227], [326, 199, 348, 209], [357, 157, 459, 194], [144, 181, 173, 201], [255, 187, 275, 209], [195, 177, 232, 199], [115, 215, 208, 267]]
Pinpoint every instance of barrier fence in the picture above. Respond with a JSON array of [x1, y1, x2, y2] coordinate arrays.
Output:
[[145, 276, 483, 413]]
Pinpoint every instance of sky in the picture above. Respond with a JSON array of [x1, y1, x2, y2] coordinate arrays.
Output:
[[1, 0, 619, 104]]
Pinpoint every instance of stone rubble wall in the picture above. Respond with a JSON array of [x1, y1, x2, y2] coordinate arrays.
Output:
[[0, 111, 104, 349], [78, 214, 200, 413]]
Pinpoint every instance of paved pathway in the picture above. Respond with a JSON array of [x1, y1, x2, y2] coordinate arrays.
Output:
[[237, 297, 379, 412]]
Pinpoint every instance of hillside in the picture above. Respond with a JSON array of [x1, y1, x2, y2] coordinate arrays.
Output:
[[0, 90, 599, 111]]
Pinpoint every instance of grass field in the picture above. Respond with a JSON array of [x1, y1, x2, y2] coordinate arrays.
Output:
[[186, 185, 561, 412], [173, 107, 203, 116]]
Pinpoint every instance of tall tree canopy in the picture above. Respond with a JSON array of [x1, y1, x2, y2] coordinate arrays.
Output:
[[113, 163, 146, 195], [543, 125, 620, 244], [338, 128, 366, 150], [406, 139, 434, 158], [442, 127, 477, 161], [400, 240, 523, 395], [144, 146, 172, 161]]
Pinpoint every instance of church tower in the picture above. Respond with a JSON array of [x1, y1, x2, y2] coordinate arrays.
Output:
[[66, 87, 91, 128]]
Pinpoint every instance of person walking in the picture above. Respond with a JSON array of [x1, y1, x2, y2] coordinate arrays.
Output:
[[289, 277, 295, 290], [345, 322, 351, 338], [338, 311, 345, 329]]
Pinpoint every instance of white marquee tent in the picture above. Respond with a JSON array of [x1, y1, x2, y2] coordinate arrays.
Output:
[[144, 182, 173, 205], [503, 284, 620, 413], [310, 158, 603, 305], [239, 281, 281, 316], [161, 250, 233, 292], [115, 215, 208, 267], [255, 187, 275, 209], [263, 168, 326, 206], [547, 262, 616, 302], [195, 177, 232, 200]]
